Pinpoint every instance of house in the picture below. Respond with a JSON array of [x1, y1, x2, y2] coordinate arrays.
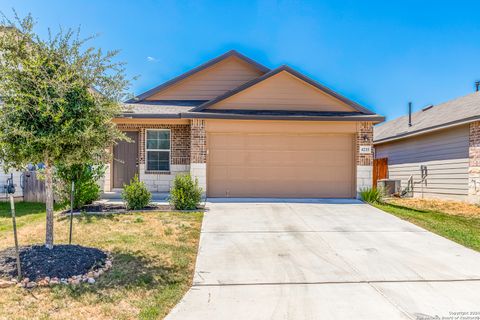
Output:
[[374, 91, 480, 202], [105, 50, 384, 198]]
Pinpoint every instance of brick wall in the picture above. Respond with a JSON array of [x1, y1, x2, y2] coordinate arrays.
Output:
[[356, 121, 374, 196], [190, 119, 207, 164], [356, 121, 374, 166], [189, 119, 207, 193], [469, 121, 480, 167], [116, 123, 190, 166], [468, 121, 480, 202]]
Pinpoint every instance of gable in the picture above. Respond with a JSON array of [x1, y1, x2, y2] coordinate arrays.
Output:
[[205, 70, 357, 112], [146, 56, 266, 101]]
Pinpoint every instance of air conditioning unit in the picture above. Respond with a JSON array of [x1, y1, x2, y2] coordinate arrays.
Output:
[[377, 179, 401, 196]]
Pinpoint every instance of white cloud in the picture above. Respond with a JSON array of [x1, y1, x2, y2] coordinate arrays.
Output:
[[147, 56, 157, 62]]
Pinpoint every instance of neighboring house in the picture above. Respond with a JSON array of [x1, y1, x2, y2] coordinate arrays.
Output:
[[374, 91, 480, 202], [106, 50, 384, 198]]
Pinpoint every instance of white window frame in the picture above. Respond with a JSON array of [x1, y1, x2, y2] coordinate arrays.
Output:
[[145, 129, 171, 172]]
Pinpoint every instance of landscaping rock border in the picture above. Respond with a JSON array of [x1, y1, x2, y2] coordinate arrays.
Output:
[[13, 258, 112, 289], [0, 258, 112, 289], [0, 245, 112, 289]]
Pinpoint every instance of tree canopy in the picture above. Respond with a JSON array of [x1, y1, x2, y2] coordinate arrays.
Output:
[[0, 13, 129, 171], [0, 12, 131, 248]]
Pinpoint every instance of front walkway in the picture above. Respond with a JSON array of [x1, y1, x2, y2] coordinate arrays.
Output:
[[166, 199, 480, 320]]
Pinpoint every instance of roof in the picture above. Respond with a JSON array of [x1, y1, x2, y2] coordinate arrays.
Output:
[[121, 50, 384, 122], [127, 50, 270, 102], [190, 65, 377, 115], [120, 100, 383, 121], [121, 100, 204, 118], [374, 91, 480, 144]]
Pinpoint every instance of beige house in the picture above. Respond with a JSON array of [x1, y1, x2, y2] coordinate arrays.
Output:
[[106, 50, 383, 198], [374, 92, 480, 202]]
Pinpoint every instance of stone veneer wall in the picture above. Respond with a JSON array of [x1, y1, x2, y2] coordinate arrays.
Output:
[[105, 123, 191, 192], [468, 121, 480, 203], [356, 122, 374, 197], [190, 119, 207, 193]]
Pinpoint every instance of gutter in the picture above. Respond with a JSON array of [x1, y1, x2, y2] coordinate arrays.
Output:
[[373, 115, 480, 145], [118, 112, 385, 122], [181, 112, 385, 122]]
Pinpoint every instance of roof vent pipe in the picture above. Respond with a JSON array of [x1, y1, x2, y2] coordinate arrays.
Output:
[[476, 81, 480, 92], [408, 102, 412, 127]]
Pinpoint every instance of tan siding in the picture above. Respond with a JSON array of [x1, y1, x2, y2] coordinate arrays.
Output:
[[208, 71, 356, 112], [146, 56, 264, 100], [375, 125, 469, 200]]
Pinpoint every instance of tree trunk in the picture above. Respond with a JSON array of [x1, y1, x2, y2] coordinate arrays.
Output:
[[45, 162, 54, 249]]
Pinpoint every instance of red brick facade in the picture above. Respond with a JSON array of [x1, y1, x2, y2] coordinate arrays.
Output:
[[190, 119, 207, 164], [356, 121, 374, 166], [116, 123, 190, 166]]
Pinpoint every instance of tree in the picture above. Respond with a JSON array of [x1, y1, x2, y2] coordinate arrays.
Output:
[[0, 13, 129, 249]]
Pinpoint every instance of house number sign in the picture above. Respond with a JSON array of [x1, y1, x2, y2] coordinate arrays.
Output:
[[359, 146, 372, 154]]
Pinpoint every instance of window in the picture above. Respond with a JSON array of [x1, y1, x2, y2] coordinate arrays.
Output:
[[146, 129, 170, 171]]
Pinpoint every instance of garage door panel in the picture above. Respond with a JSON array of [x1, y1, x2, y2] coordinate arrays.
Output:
[[207, 132, 355, 198]]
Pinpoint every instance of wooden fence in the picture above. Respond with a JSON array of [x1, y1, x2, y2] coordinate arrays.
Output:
[[22, 171, 46, 202], [372, 158, 388, 188]]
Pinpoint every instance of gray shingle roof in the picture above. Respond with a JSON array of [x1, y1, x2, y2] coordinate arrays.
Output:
[[121, 100, 206, 118], [374, 91, 480, 143]]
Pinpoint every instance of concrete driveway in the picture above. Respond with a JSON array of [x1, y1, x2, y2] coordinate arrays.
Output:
[[166, 199, 480, 320]]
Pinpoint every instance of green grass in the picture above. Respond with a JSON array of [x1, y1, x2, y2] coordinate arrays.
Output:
[[373, 202, 480, 252], [0, 202, 203, 320], [0, 202, 65, 231]]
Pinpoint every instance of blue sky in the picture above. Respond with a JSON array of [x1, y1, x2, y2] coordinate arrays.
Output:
[[1, 0, 479, 121]]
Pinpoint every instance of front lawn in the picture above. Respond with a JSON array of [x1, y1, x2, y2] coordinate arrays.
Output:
[[0, 202, 203, 320], [373, 201, 480, 252]]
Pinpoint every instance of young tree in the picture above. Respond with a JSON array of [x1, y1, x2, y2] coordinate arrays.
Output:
[[0, 13, 129, 249]]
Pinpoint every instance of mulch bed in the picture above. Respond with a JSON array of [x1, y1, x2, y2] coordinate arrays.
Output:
[[61, 203, 171, 214], [0, 245, 107, 281]]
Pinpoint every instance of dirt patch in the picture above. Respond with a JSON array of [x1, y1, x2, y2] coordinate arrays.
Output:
[[386, 197, 480, 217], [0, 245, 106, 280]]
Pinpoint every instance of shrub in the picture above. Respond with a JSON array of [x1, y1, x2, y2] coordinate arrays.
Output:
[[56, 164, 105, 209], [122, 175, 152, 210], [169, 174, 203, 210], [359, 187, 384, 204]]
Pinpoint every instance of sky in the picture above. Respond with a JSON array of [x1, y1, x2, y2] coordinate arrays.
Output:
[[1, 0, 479, 121]]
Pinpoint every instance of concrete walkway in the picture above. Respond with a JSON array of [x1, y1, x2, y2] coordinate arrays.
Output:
[[166, 199, 480, 320]]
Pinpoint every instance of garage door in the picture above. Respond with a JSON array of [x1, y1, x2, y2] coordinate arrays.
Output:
[[207, 131, 355, 198]]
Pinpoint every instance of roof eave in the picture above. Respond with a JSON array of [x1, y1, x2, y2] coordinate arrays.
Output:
[[118, 113, 182, 119], [374, 115, 480, 145], [181, 112, 384, 122]]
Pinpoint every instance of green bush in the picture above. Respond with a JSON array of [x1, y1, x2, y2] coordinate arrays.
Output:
[[56, 164, 105, 209], [169, 174, 203, 210], [359, 187, 384, 204], [122, 175, 152, 210]]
